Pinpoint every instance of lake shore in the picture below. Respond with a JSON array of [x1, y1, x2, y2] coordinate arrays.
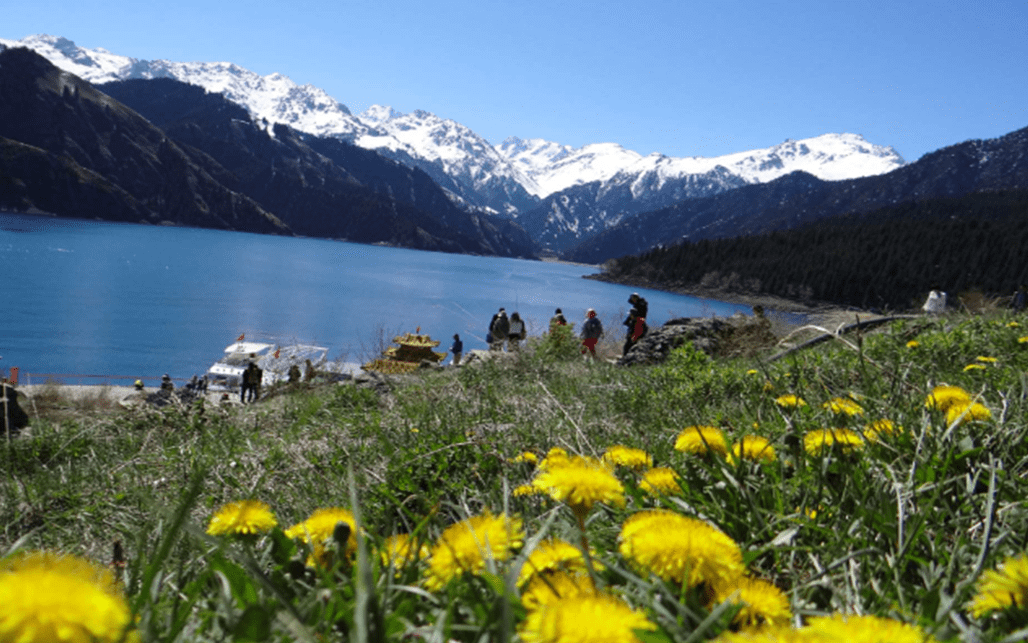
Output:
[[581, 272, 896, 331]]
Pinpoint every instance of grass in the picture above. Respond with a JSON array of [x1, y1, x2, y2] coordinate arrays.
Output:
[[4, 312, 1028, 641]]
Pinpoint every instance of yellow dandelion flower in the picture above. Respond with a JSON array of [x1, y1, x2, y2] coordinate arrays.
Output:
[[805, 613, 939, 643], [639, 467, 682, 496], [380, 533, 429, 571], [711, 576, 792, 630], [518, 538, 596, 587], [520, 571, 596, 611], [514, 484, 542, 497], [729, 436, 776, 464], [762, 381, 774, 393], [1007, 321, 1020, 328], [618, 509, 744, 587], [1019, 336, 1028, 344], [424, 511, 524, 591], [925, 385, 971, 411], [531, 455, 626, 514], [977, 356, 998, 363], [746, 369, 759, 376], [206, 499, 277, 536], [970, 553, 1028, 618], [0, 551, 139, 643], [674, 425, 729, 456], [711, 624, 808, 642], [519, 594, 657, 643], [285, 507, 359, 566], [823, 397, 864, 416], [863, 419, 901, 442], [803, 428, 864, 456], [906, 340, 920, 348], [964, 363, 986, 371], [512, 451, 539, 465], [774, 394, 806, 409], [539, 447, 570, 471], [946, 401, 992, 425], [602, 445, 653, 470]]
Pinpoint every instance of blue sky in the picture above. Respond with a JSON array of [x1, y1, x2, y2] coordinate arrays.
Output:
[[6, 0, 1028, 162]]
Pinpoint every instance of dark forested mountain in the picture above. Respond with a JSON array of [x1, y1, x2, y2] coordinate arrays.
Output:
[[567, 126, 1028, 264], [0, 47, 537, 257], [0, 46, 289, 234], [598, 190, 1028, 311]]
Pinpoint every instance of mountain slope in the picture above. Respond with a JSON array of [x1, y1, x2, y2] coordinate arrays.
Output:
[[0, 46, 290, 233], [98, 77, 537, 256], [566, 126, 1028, 264]]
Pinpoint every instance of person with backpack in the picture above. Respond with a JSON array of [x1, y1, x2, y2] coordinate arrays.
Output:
[[622, 307, 647, 356], [507, 312, 526, 351], [580, 308, 604, 359], [628, 293, 649, 320], [489, 308, 510, 351], [549, 308, 567, 329]]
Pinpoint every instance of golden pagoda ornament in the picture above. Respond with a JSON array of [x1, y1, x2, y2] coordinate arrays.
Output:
[[362, 331, 447, 374]]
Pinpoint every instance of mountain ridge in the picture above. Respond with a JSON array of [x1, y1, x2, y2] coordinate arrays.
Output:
[[0, 34, 906, 229]]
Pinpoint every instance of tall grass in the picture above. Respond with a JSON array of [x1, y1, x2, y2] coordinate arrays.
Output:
[[3, 312, 1028, 641]]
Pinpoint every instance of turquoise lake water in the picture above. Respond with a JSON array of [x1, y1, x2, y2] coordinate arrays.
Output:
[[0, 212, 756, 385]]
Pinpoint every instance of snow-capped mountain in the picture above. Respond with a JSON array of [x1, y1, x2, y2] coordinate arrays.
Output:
[[499, 133, 905, 252], [499, 133, 904, 196], [0, 35, 363, 138], [1, 34, 907, 251]]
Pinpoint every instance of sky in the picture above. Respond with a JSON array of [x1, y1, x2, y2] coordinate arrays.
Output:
[[5, 0, 1028, 162]]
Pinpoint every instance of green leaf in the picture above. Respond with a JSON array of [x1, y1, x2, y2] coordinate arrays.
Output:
[[233, 605, 272, 642]]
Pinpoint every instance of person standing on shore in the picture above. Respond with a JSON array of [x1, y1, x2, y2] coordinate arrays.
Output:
[[451, 333, 464, 366], [250, 362, 263, 402], [240, 360, 253, 403], [622, 307, 647, 356], [507, 312, 526, 351], [580, 309, 604, 359], [549, 308, 567, 330], [490, 308, 509, 352], [628, 293, 648, 320]]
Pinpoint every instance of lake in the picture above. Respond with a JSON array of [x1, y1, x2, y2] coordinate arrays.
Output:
[[0, 212, 756, 385]]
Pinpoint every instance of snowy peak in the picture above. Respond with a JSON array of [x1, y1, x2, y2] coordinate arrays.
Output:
[[719, 133, 906, 183], [359, 104, 403, 125], [0, 34, 360, 139], [497, 131, 905, 198], [498, 138, 645, 196], [0, 34, 134, 82]]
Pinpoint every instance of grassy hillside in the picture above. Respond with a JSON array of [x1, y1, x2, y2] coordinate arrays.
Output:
[[3, 314, 1028, 642]]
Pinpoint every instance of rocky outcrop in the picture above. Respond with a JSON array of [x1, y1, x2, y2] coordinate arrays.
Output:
[[617, 312, 775, 366]]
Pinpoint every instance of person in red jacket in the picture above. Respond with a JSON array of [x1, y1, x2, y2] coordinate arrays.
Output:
[[622, 307, 647, 356]]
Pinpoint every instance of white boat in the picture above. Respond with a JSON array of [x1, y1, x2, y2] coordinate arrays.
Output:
[[205, 340, 330, 392]]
